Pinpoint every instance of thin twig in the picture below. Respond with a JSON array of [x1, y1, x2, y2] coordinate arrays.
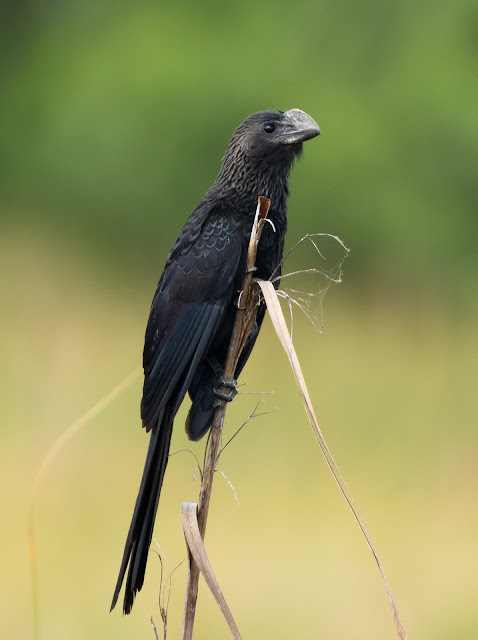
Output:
[[218, 399, 279, 459], [168, 449, 204, 482], [151, 616, 160, 640], [217, 470, 240, 506], [152, 538, 184, 637], [180, 196, 271, 640]]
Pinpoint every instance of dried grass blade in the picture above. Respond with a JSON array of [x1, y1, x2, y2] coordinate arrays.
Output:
[[28, 367, 141, 640], [256, 279, 407, 640], [182, 502, 242, 640]]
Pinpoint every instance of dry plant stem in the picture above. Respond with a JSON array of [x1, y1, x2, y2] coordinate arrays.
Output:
[[181, 197, 271, 640], [150, 616, 160, 640]]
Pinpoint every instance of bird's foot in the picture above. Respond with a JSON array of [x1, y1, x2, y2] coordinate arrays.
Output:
[[213, 379, 238, 405]]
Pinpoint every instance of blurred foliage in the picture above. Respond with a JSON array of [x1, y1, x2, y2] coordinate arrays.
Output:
[[1, 1, 477, 639], [1, 0, 477, 300]]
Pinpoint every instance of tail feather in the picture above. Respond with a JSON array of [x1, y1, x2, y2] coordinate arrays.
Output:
[[186, 362, 217, 442], [111, 405, 174, 614]]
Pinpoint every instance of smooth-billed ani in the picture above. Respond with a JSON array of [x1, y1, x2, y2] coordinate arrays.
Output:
[[111, 109, 320, 614]]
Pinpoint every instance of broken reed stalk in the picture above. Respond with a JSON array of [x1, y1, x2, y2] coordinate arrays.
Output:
[[180, 196, 271, 640]]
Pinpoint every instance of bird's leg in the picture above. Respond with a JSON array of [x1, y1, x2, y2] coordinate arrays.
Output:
[[206, 355, 225, 379], [206, 356, 238, 405]]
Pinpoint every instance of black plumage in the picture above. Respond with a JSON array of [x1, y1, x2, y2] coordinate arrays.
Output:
[[111, 109, 320, 614]]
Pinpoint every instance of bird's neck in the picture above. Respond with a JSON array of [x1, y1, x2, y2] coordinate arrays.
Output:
[[214, 152, 294, 222]]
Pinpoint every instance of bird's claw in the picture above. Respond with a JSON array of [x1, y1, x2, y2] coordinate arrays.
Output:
[[234, 290, 247, 310], [234, 268, 258, 309], [213, 379, 238, 405], [219, 377, 237, 390]]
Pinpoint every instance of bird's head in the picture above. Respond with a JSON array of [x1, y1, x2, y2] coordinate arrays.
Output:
[[215, 109, 320, 206], [231, 109, 320, 160]]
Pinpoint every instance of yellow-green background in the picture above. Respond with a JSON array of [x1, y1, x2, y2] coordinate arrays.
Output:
[[1, 1, 477, 638]]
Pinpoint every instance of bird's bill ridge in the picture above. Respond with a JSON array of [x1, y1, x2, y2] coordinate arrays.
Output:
[[281, 109, 320, 144]]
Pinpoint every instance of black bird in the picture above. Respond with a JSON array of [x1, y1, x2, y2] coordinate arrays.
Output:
[[111, 109, 320, 614]]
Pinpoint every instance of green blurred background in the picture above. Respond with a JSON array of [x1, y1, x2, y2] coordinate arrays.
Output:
[[1, 1, 477, 638]]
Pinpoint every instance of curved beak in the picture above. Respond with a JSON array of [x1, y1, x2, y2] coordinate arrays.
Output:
[[281, 109, 320, 144]]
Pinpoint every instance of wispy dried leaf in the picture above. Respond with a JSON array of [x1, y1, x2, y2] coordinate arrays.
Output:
[[273, 233, 350, 339]]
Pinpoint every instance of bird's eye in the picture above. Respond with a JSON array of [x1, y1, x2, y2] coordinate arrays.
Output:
[[263, 122, 276, 134]]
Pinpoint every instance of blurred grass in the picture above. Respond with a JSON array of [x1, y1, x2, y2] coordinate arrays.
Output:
[[1, 228, 477, 639], [1, 0, 477, 638], [1, 0, 477, 290]]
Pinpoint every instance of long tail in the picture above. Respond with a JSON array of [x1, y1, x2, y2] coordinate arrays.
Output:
[[111, 404, 174, 614]]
